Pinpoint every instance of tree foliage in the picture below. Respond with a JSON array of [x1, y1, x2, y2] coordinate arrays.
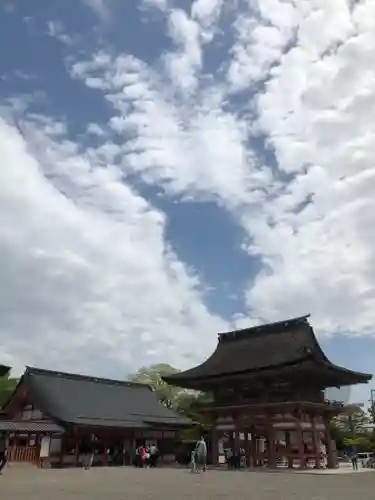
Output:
[[129, 363, 211, 440], [330, 405, 375, 452], [0, 375, 18, 408], [129, 363, 186, 409]]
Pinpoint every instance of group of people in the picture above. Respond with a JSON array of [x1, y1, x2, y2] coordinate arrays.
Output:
[[225, 447, 246, 469], [80, 434, 160, 470], [133, 444, 159, 468]]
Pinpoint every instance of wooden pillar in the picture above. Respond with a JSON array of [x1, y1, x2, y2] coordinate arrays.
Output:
[[296, 423, 306, 469], [294, 408, 306, 469], [324, 417, 335, 469], [36, 433, 41, 468], [9, 432, 17, 462], [75, 440, 80, 467], [267, 418, 277, 468], [285, 431, 293, 468], [244, 429, 250, 468], [104, 439, 109, 466], [211, 417, 219, 466], [311, 415, 321, 469], [247, 430, 254, 467], [233, 414, 240, 453], [59, 436, 65, 468], [130, 432, 136, 464]]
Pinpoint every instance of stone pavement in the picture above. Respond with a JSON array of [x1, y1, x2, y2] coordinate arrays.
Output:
[[1, 466, 375, 500]]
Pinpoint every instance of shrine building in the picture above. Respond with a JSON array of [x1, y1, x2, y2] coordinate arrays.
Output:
[[0, 366, 190, 467], [163, 315, 372, 469]]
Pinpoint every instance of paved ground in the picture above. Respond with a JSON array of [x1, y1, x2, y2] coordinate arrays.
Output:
[[1, 466, 375, 500]]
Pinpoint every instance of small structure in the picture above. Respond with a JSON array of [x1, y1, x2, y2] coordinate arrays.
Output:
[[0, 366, 190, 467], [163, 315, 372, 469]]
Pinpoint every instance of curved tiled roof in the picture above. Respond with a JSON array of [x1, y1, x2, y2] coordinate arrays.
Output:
[[2, 367, 190, 429], [163, 315, 372, 389]]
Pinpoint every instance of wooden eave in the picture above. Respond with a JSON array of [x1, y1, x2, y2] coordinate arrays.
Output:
[[198, 400, 345, 415], [163, 316, 372, 390]]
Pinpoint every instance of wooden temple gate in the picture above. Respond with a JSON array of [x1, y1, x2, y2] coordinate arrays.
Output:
[[208, 404, 338, 469], [163, 315, 372, 470]]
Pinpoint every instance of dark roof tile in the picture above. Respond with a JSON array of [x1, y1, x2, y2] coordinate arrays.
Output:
[[163, 316, 372, 388], [0, 420, 63, 433], [22, 367, 190, 428]]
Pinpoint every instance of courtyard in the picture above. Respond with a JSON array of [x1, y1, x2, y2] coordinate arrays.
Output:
[[1, 466, 375, 500]]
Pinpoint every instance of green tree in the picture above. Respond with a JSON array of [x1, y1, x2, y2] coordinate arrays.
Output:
[[333, 404, 369, 433], [129, 363, 214, 441], [129, 363, 186, 409], [176, 391, 214, 440], [0, 375, 18, 408]]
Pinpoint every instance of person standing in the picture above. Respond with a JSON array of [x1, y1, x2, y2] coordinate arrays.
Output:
[[195, 436, 207, 472], [190, 449, 197, 473], [82, 434, 96, 470], [140, 445, 147, 468], [149, 444, 159, 467], [0, 432, 8, 475], [350, 450, 358, 471]]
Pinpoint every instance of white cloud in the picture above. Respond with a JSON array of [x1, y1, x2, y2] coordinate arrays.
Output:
[[69, 51, 266, 210], [68, 0, 375, 342], [0, 116, 227, 376], [163, 9, 203, 93], [2, 0, 375, 382], [142, 0, 169, 10], [238, 0, 375, 335], [84, 0, 112, 21], [87, 123, 106, 136], [192, 0, 224, 43], [46, 20, 73, 45]]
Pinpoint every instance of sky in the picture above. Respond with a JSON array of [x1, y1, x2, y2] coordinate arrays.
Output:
[[0, 0, 374, 406]]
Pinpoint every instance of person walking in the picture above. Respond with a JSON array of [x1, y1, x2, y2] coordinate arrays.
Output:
[[350, 450, 358, 471], [0, 432, 8, 475], [195, 436, 207, 472]]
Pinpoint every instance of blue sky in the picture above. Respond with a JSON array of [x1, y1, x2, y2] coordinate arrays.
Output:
[[1, 0, 375, 405]]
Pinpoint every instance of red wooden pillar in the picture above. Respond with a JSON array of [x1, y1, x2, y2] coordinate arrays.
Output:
[[284, 430, 293, 468], [9, 432, 17, 462], [36, 433, 42, 468], [296, 423, 306, 469], [267, 417, 277, 468], [59, 436, 65, 468], [233, 413, 240, 453], [311, 415, 321, 469], [244, 429, 250, 468], [104, 440, 108, 466], [211, 414, 219, 466], [324, 417, 335, 469], [74, 444, 80, 467], [247, 428, 254, 467]]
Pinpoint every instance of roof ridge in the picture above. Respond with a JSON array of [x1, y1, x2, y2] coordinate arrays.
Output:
[[218, 314, 311, 342], [25, 366, 151, 390]]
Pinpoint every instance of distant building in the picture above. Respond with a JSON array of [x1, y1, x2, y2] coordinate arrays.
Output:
[[0, 366, 190, 467]]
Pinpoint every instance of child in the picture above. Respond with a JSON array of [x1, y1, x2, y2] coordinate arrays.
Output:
[[190, 449, 197, 473]]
